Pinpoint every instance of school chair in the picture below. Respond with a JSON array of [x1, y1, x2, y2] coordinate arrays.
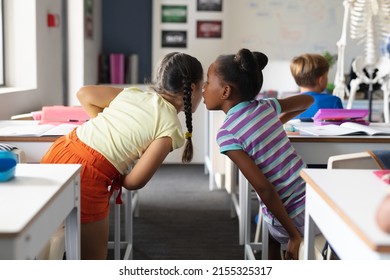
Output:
[[327, 151, 379, 169], [251, 206, 328, 260], [108, 188, 139, 260], [322, 150, 388, 260], [35, 225, 66, 260], [107, 164, 140, 260], [243, 167, 328, 260], [241, 171, 268, 260]]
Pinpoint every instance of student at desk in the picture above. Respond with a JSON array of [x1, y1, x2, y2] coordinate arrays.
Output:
[[202, 48, 314, 260], [290, 53, 343, 120], [41, 52, 204, 259]]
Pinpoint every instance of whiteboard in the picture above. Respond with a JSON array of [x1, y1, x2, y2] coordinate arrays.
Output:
[[153, 0, 368, 94], [226, 0, 363, 67]]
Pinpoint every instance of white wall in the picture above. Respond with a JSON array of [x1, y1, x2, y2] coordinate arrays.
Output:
[[68, 0, 102, 106]]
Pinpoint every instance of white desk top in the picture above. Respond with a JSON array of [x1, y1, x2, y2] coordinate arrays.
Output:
[[0, 164, 81, 236], [301, 168, 390, 252]]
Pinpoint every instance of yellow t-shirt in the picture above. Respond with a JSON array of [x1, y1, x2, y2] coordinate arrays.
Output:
[[76, 87, 184, 174]]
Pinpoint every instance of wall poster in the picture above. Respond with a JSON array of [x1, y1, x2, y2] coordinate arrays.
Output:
[[197, 20, 222, 38], [161, 30, 187, 48], [161, 5, 187, 23], [197, 0, 223, 12]]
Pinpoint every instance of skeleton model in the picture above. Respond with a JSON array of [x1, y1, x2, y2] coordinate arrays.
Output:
[[333, 0, 390, 122]]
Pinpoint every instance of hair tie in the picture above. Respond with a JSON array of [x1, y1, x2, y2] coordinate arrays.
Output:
[[185, 132, 192, 139]]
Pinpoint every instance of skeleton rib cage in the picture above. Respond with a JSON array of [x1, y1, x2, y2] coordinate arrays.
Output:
[[333, 0, 390, 122]]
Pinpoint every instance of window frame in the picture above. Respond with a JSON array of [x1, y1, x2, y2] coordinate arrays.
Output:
[[0, 0, 4, 86]]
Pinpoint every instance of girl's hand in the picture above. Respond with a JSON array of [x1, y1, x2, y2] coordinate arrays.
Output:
[[284, 235, 302, 260]]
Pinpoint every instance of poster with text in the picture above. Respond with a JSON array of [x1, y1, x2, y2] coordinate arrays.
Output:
[[197, 20, 222, 38], [197, 0, 222, 11], [162, 5, 187, 23], [162, 31, 187, 48]]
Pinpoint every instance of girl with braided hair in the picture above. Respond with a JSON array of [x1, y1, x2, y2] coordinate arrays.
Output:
[[41, 52, 204, 259], [202, 48, 314, 260]]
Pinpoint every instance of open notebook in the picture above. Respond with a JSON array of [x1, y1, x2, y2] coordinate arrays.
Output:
[[0, 123, 78, 137], [298, 122, 390, 136]]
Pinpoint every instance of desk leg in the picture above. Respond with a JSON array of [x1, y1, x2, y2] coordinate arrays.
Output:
[[114, 190, 121, 260], [261, 219, 269, 260], [239, 172, 247, 245], [65, 207, 80, 259], [123, 189, 134, 260], [304, 210, 316, 260], [242, 175, 269, 260], [244, 177, 251, 251]]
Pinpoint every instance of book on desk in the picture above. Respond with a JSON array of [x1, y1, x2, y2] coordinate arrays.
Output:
[[0, 123, 78, 137], [293, 122, 390, 136]]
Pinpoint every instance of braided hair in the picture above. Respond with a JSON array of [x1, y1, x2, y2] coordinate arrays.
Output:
[[215, 48, 268, 100], [152, 52, 203, 163]]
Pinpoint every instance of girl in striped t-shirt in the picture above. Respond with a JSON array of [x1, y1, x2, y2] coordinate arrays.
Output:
[[202, 48, 314, 260]]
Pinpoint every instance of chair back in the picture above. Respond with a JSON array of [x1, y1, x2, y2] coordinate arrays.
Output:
[[327, 151, 379, 169]]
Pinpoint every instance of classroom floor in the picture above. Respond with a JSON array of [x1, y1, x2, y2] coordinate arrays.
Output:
[[107, 164, 247, 260]]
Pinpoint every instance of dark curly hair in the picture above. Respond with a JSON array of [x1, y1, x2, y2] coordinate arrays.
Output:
[[214, 48, 268, 100]]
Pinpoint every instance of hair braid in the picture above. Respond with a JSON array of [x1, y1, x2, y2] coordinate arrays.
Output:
[[151, 52, 203, 163], [182, 75, 193, 163]]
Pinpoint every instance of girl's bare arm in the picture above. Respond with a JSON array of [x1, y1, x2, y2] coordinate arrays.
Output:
[[226, 149, 302, 259], [77, 85, 123, 118], [123, 137, 173, 190]]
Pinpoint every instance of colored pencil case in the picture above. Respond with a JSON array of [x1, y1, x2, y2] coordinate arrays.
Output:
[[39, 106, 89, 125], [313, 109, 369, 126]]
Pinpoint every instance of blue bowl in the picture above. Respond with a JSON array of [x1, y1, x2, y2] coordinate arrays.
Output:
[[0, 151, 17, 182]]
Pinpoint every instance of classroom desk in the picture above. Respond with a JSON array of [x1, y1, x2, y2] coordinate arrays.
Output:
[[288, 121, 390, 165], [0, 164, 81, 259], [0, 120, 137, 260], [234, 133, 390, 246], [301, 168, 390, 259], [289, 135, 390, 166], [0, 120, 58, 163]]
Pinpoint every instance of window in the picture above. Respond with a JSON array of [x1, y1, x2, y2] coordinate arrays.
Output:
[[0, 0, 4, 86]]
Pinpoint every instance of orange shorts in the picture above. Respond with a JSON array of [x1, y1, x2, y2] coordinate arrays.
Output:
[[41, 129, 122, 224]]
